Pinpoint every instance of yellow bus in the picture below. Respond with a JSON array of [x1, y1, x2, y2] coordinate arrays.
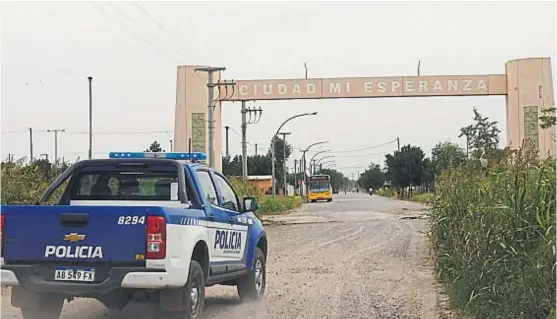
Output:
[[308, 174, 333, 203]]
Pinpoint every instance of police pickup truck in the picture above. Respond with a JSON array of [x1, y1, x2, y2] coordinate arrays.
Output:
[[0, 152, 268, 319]]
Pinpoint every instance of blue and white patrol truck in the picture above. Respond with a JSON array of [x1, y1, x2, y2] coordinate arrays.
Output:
[[0, 152, 268, 319]]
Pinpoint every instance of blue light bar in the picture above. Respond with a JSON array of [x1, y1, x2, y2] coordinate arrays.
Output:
[[108, 152, 207, 161]]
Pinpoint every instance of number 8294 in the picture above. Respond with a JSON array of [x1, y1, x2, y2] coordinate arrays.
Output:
[[117, 216, 146, 225]]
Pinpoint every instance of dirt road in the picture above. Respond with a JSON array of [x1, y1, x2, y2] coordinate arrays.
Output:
[[1, 193, 441, 318]]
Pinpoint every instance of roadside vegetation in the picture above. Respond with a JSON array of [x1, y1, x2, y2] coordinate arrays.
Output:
[[0, 156, 304, 215], [357, 107, 557, 318], [228, 177, 304, 215]]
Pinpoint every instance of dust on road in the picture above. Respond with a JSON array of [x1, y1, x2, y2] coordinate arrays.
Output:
[[1, 193, 442, 319]]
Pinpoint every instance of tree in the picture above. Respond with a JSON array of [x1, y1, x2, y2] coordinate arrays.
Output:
[[421, 157, 435, 191], [222, 154, 272, 178], [384, 144, 426, 192], [540, 107, 556, 129], [268, 137, 292, 188], [358, 163, 386, 191], [459, 108, 500, 159], [430, 141, 467, 176], [316, 168, 347, 190], [540, 107, 556, 143], [145, 141, 164, 152]]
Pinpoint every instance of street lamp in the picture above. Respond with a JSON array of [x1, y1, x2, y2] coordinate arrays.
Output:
[[300, 140, 329, 195], [320, 162, 336, 171], [315, 155, 334, 166], [271, 112, 318, 196], [309, 150, 331, 175], [309, 149, 330, 165]]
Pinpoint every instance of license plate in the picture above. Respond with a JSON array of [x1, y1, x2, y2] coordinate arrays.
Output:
[[54, 267, 95, 282]]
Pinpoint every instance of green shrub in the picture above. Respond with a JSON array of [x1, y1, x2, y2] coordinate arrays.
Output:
[[1, 161, 64, 204], [427, 148, 556, 319], [229, 177, 304, 214], [0, 162, 304, 215], [412, 192, 434, 204]]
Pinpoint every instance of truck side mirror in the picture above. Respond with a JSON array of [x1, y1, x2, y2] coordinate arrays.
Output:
[[243, 197, 259, 212]]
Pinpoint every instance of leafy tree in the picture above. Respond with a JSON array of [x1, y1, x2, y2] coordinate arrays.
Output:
[[430, 141, 467, 176], [384, 144, 426, 191], [316, 168, 347, 190], [268, 137, 292, 188], [459, 108, 500, 159], [248, 155, 271, 176], [540, 107, 556, 129], [145, 141, 164, 152], [222, 154, 272, 177], [421, 157, 435, 191], [358, 163, 385, 191], [222, 155, 242, 176]]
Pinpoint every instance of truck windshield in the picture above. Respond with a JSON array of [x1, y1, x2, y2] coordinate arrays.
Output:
[[70, 170, 179, 201]]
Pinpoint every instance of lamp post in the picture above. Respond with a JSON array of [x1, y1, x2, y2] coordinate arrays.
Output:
[[315, 155, 335, 167], [320, 161, 336, 171], [300, 140, 329, 195], [271, 112, 318, 196]]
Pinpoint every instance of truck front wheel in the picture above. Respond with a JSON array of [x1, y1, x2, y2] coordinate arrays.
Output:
[[20, 294, 64, 319], [237, 247, 266, 302]]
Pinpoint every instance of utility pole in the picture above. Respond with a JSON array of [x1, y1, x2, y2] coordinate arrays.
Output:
[[88, 76, 93, 160], [294, 159, 298, 195], [301, 150, 308, 196], [47, 129, 65, 165], [28, 127, 34, 162], [397, 137, 400, 151], [170, 139, 173, 152], [254, 143, 258, 156], [279, 132, 291, 195], [195, 66, 227, 168], [225, 126, 230, 158], [240, 102, 263, 180], [241, 102, 248, 180]]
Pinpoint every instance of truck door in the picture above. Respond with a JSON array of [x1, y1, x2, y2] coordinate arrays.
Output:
[[209, 172, 249, 271]]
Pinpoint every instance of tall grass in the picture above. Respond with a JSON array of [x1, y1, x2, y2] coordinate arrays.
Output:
[[428, 148, 556, 318]]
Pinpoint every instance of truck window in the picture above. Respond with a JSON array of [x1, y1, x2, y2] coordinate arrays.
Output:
[[196, 170, 218, 205], [71, 170, 179, 201], [212, 173, 240, 212]]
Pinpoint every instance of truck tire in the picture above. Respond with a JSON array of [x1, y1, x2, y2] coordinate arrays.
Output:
[[20, 294, 64, 319], [159, 260, 205, 319], [327, 198, 332, 202], [237, 247, 266, 302]]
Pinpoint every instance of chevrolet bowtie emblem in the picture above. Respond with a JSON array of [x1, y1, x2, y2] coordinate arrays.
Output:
[[64, 233, 86, 243]]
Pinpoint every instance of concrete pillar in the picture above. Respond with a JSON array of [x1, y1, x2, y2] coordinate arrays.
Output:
[[174, 66, 222, 171], [505, 58, 556, 158]]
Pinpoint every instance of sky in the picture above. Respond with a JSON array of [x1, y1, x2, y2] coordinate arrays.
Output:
[[1, 1, 556, 178]]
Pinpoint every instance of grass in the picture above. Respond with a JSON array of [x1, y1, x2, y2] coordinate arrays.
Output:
[[427, 148, 556, 319], [228, 177, 305, 215], [411, 192, 434, 204]]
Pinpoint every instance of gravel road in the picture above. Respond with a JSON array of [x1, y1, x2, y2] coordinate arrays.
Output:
[[1, 193, 442, 319]]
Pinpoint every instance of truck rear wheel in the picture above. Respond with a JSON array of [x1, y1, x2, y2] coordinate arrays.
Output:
[[237, 247, 266, 302], [158, 260, 205, 319], [20, 294, 64, 319]]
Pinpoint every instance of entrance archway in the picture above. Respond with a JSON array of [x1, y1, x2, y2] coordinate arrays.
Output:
[[174, 57, 555, 171]]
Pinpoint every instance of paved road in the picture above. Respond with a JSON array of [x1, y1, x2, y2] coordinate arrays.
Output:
[[1, 193, 441, 319]]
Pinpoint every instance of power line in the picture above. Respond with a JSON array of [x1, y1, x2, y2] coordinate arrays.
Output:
[[131, 2, 203, 59], [3, 129, 173, 135], [88, 1, 179, 62], [333, 151, 393, 158], [329, 138, 398, 154], [104, 2, 189, 61]]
